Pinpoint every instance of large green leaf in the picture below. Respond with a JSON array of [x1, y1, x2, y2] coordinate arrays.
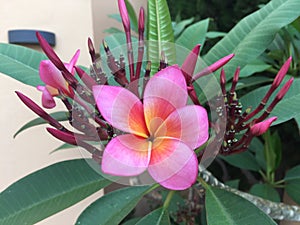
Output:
[[284, 165, 300, 204], [240, 77, 300, 127], [147, 0, 175, 73], [204, 0, 300, 79], [249, 137, 267, 171], [122, 218, 141, 225], [14, 111, 69, 138], [249, 183, 280, 202], [135, 207, 170, 225], [205, 186, 276, 225], [226, 76, 273, 91], [0, 43, 47, 86], [173, 17, 194, 38], [75, 185, 155, 225], [239, 60, 272, 78], [263, 131, 282, 177], [0, 159, 111, 225], [219, 151, 261, 171], [176, 18, 209, 51]]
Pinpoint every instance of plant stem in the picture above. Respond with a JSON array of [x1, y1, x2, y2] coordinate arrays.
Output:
[[163, 190, 175, 209]]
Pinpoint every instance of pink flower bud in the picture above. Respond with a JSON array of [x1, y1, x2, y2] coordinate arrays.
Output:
[[75, 66, 97, 90], [272, 57, 292, 89], [16, 91, 63, 129], [250, 117, 277, 136], [181, 44, 201, 83], [193, 53, 234, 80], [276, 77, 294, 100], [118, 0, 130, 32], [47, 128, 77, 145], [230, 67, 240, 93], [138, 7, 145, 33], [36, 32, 66, 71]]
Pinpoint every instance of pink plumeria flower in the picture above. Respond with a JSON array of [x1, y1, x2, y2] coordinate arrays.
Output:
[[37, 50, 80, 108], [93, 65, 209, 190]]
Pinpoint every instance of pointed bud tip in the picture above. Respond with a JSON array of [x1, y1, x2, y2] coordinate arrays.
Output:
[[191, 44, 201, 55], [233, 66, 240, 83], [138, 7, 145, 31], [250, 117, 277, 136], [277, 77, 294, 100], [118, 0, 130, 32], [273, 57, 292, 88], [220, 68, 226, 83], [88, 38, 94, 49], [36, 32, 66, 71], [209, 53, 235, 72]]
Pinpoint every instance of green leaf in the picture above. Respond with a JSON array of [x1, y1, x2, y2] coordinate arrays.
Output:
[[249, 137, 266, 171], [0, 43, 47, 86], [219, 151, 261, 171], [205, 186, 276, 225], [136, 207, 170, 225], [104, 27, 124, 34], [176, 18, 209, 51], [173, 17, 194, 38], [121, 218, 141, 225], [50, 143, 75, 154], [249, 183, 280, 202], [206, 31, 226, 39], [204, 0, 300, 79], [239, 60, 272, 77], [225, 179, 240, 189], [240, 77, 300, 127], [0, 159, 111, 225], [263, 130, 282, 178], [75, 185, 155, 225], [108, 14, 122, 23], [147, 0, 175, 73], [14, 111, 69, 138], [284, 165, 300, 204], [226, 76, 273, 91], [295, 114, 300, 128]]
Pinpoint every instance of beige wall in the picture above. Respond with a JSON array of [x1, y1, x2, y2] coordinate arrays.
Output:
[[92, 0, 147, 51], [0, 0, 97, 224]]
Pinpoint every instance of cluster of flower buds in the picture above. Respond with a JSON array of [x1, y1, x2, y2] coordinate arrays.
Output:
[[216, 57, 293, 155], [15, 0, 293, 165]]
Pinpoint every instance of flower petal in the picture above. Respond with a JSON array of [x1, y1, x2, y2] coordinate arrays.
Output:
[[39, 60, 69, 92], [102, 134, 151, 176], [156, 105, 209, 149], [37, 85, 57, 108], [93, 85, 148, 137], [65, 49, 80, 72], [143, 65, 188, 134], [148, 138, 198, 190]]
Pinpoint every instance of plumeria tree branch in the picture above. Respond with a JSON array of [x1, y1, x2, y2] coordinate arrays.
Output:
[[198, 165, 300, 221]]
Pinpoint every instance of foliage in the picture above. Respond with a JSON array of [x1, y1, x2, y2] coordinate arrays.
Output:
[[1, 0, 300, 224]]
